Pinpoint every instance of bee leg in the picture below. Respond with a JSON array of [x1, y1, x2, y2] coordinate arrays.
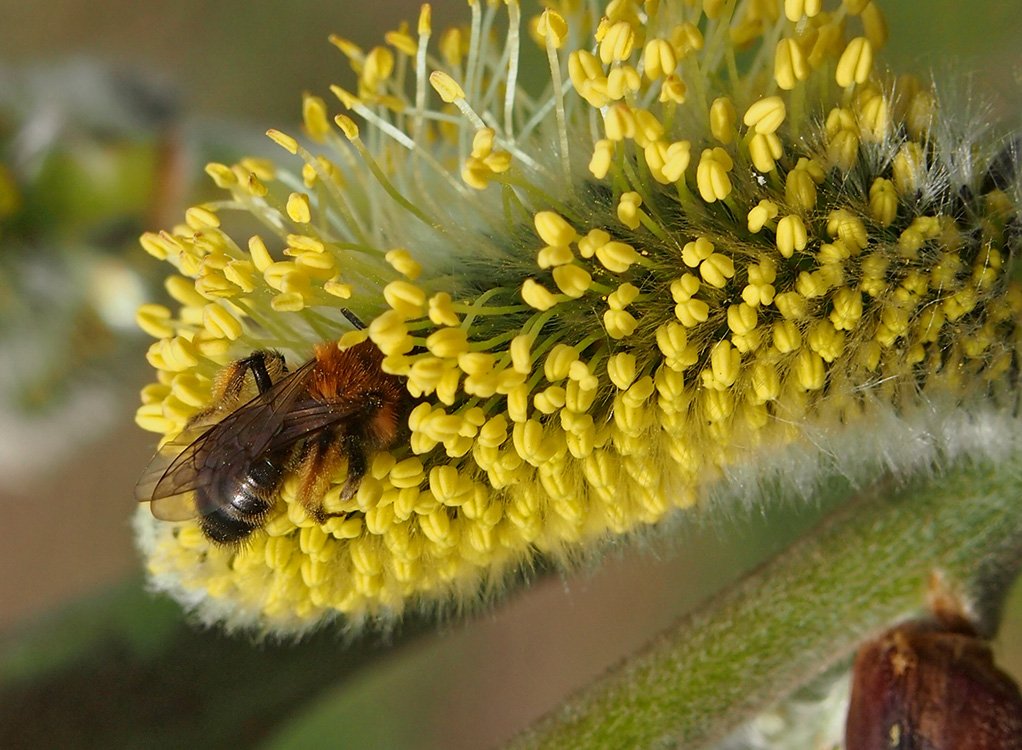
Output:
[[191, 351, 287, 426], [294, 431, 345, 524], [233, 350, 287, 395], [339, 436, 369, 501]]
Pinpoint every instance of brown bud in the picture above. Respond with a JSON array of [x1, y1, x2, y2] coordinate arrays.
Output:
[[845, 619, 1022, 749]]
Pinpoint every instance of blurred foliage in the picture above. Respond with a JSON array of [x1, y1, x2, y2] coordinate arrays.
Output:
[[0, 579, 435, 750]]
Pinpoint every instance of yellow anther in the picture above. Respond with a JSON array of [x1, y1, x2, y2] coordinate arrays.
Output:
[[775, 38, 809, 91], [589, 140, 615, 179], [521, 279, 559, 311], [702, 389, 733, 424], [338, 329, 368, 350], [324, 279, 353, 299], [203, 303, 243, 340], [675, 298, 709, 327], [830, 288, 863, 331], [772, 319, 802, 353], [596, 241, 641, 273], [429, 71, 465, 102], [700, 253, 736, 288], [458, 351, 495, 377], [204, 162, 237, 189], [607, 352, 638, 390], [384, 29, 417, 57], [632, 109, 665, 147], [670, 273, 701, 302], [807, 320, 844, 362], [537, 9, 568, 48], [568, 47, 605, 83], [607, 282, 640, 310], [328, 33, 363, 60], [543, 344, 577, 382], [696, 148, 733, 203], [743, 259, 777, 307], [604, 103, 636, 141], [139, 233, 173, 261], [333, 114, 359, 140], [670, 21, 704, 55], [471, 128, 496, 158], [531, 211, 580, 247], [749, 359, 781, 403], [564, 378, 597, 413], [607, 65, 642, 101], [906, 89, 936, 140], [509, 334, 534, 374], [656, 322, 698, 371], [266, 129, 298, 154], [709, 97, 737, 144], [702, 340, 741, 390], [774, 291, 808, 320], [827, 210, 868, 251], [617, 191, 643, 230], [682, 237, 713, 267], [578, 229, 610, 259], [743, 96, 787, 135], [569, 50, 610, 107], [795, 269, 833, 298], [727, 303, 758, 336], [794, 350, 825, 391], [553, 265, 593, 298], [185, 205, 220, 230], [836, 37, 873, 88], [786, 166, 818, 212], [856, 88, 889, 141], [868, 178, 898, 227], [827, 129, 860, 172], [893, 142, 925, 195], [784, 0, 821, 22], [749, 132, 783, 172], [534, 386, 566, 414], [643, 39, 677, 80], [439, 26, 465, 68], [136, 304, 174, 339], [600, 21, 635, 64], [537, 245, 574, 268], [660, 141, 691, 183], [407, 358, 448, 397], [604, 310, 638, 339], [384, 280, 426, 317], [417, 4, 431, 35], [748, 200, 779, 233], [425, 326, 469, 358], [384, 248, 422, 280], [659, 74, 687, 104], [861, 2, 888, 48], [285, 193, 312, 224], [302, 95, 331, 142]]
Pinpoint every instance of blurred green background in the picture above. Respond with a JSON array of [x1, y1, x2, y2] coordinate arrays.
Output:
[[1, 1, 1020, 748]]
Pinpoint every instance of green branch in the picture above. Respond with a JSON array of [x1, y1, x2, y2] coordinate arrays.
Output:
[[507, 453, 1022, 749]]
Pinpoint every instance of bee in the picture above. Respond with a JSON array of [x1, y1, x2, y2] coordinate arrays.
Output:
[[135, 340, 407, 545]]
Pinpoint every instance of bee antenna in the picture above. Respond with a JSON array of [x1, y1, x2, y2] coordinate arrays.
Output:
[[340, 308, 367, 330]]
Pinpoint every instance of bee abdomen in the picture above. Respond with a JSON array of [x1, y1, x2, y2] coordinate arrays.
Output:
[[200, 506, 265, 545], [200, 459, 283, 545]]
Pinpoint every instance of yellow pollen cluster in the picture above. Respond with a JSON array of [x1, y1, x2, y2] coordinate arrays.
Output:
[[135, 0, 1022, 633]]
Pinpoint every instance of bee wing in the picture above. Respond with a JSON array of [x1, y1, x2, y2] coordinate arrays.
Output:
[[136, 358, 320, 519], [271, 397, 366, 446], [134, 425, 214, 520]]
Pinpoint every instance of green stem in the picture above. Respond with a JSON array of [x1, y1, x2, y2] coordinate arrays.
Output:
[[507, 453, 1022, 749]]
